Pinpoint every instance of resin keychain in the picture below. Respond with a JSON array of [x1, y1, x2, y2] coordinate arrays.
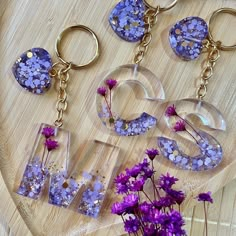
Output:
[[158, 8, 236, 171], [16, 25, 100, 202], [96, 0, 178, 136]]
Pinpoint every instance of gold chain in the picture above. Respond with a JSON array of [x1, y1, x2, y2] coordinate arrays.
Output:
[[133, 6, 160, 64], [196, 40, 221, 100], [50, 63, 72, 127]]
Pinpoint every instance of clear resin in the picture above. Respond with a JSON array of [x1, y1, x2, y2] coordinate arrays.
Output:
[[96, 64, 165, 136]]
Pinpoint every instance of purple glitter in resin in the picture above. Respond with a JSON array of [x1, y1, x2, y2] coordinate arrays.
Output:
[[169, 17, 208, 60], [12, 47, 52, 94], [78, 179, 105, 218], [114, 112, 157, 136], [48, 172, 80, 208], [157, 131, 222, 171], [109, 0, 146, 42], [17, 158, 48, 200]]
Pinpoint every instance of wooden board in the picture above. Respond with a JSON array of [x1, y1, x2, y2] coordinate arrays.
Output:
[[0, 0, 236, 235]]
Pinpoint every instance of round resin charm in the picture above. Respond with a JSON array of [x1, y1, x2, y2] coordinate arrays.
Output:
[[96, 64, 165, 136], [12, 47, 52, 94], [109, 0, 146, 42], [169, 17, 209, 60]]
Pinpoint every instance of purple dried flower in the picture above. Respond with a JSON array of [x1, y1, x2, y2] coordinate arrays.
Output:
[[126, 164, 142, 178], [143, 167, 154, 179], [97, 87, 107, 96], [114, 173, 130, 185], [105, 78, 117, 90], [139, 201, 152, 215], [116, 183, 129, 194], [167, 189, 186, 205], [159, 172, 179, 190], [154, 196, 175, 209], [42, 127, 55, 138], [130, 177, 146, 192], [44, 139, 59, 151], [197, 191, 213, 203], [123, 193, 139, 209], [111, 202, 126, 215], [124, 216, 140, 234], [143, 224, 156, 235], [169, 210, 186, 235], [145, 148, 159, 160], [173, 120, 186, 132], [165, 104, 178, 117], [138, 158, 150, 170]]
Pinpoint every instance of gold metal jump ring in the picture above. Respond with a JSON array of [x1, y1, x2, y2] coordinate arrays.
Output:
[[143, 0, 178, 12], [55, 25, 100, 70], [208, 8, 236, 51]]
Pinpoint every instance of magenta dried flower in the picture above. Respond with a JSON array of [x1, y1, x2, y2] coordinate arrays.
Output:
[[197, 191, 213, 203], [130, 177, 146, 192], [105, 78, 117, 90], [97, 87, 107, 96], [111, 202, 126, 215], [165, 104, 178, 117], [126, 164, 142, 178], [173, 120, 186, 132], [42, 127, 55, 138], [124, 216, 140, 234], [123, 193, 139, 208], [167, 189, 186, 205], [159, 172, 179, 190], [44, 139, 59, 151], [145, 148, 159, 160]]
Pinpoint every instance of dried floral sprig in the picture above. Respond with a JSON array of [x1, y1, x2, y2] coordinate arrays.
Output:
[[166, 104, 202, 144], [97, 79, 118, 124], [111, 149, 214, 235], [42, 127, 55, 138], [196, 192, 213, 236]]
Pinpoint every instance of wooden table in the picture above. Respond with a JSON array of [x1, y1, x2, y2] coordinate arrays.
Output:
[[0, 0, 236, 235]]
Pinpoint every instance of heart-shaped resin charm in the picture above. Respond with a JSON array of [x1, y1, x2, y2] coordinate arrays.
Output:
[[109, 0, 146, 42], [169, 17, 209, 60], [12, 47, 52, 94]]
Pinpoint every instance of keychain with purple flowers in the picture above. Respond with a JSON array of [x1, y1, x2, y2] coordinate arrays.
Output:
[[158, 8, 236, 171], [16, 25, 100, 205], [96, 0, 178, 136]]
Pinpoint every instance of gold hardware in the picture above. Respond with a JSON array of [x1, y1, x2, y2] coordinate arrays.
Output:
[[197, 8, 236, 99], [55, 25, 100, 69], [143, 0, 178, 12], [134, 1, 178, 64], [134, 6, 160, 64], [208, 8, 236, 51]]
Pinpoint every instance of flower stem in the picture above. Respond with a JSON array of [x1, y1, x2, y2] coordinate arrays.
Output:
[[177, 114, 202, 138], [204, 202, 208, 236], [151, 161, 156, 200], [41, 144, 46, 167], [150, 177, 160, 199], [109, 89, 112, 112], [185, 129, 199, 144], [104, 96, 113, 118], [142, 190, 153, 204], [44, 151, 50, 166]]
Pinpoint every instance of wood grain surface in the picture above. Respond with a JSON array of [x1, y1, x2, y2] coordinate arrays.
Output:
[[0, 0, 236, 235]]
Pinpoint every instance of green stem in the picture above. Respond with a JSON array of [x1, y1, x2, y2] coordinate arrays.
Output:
[[142, 190, 153, 204]]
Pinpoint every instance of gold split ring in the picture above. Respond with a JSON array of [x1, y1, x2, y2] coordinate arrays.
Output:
[[208, 8, 236, 51], [55, 25, 100, 69], [143, 0, 178, 12]]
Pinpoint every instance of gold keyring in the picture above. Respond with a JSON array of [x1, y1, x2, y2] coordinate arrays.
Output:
[[208, 8, 236, 51], [143, 0, 178, 12], [55, 25, 100, 69]]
